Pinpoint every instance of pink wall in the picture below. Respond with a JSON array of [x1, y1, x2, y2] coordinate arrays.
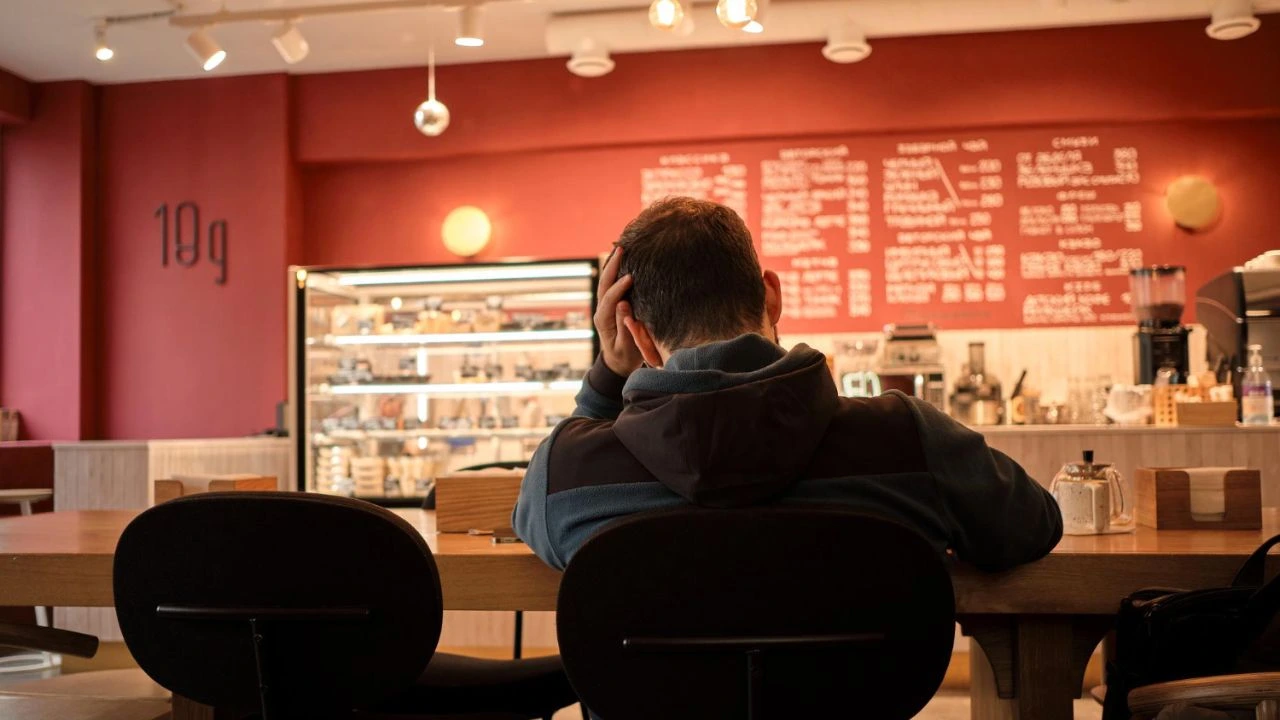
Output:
[[97, 75, 291, 439], [1, 82, 96, 440]]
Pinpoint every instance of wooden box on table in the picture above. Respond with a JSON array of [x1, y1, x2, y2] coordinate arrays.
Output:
[[435, 469, 524, 533], [153, 474, 278, 505]]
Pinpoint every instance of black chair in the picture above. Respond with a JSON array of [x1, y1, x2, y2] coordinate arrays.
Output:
[[556, 506, 956, 720], [114, 492, 577, 720]]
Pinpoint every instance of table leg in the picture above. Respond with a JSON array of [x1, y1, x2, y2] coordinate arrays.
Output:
[[962, 615, 1112, 720], [970, 639, 1016, 720]]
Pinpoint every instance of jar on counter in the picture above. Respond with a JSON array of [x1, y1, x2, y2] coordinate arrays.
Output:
[[1050, 450, 1134, 535]]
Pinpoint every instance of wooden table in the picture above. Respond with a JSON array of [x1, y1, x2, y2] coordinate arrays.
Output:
[[2, 509, 1277, 720]]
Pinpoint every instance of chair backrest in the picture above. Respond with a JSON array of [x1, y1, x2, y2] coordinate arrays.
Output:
[[557, 506, 956, 720], [114, 492, 442, 718]]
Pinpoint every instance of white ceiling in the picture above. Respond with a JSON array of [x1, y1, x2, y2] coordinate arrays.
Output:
[[0, 0, 1277, 84]]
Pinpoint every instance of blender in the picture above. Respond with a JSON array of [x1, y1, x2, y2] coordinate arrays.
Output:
[[1130, 265, 1191, 384]]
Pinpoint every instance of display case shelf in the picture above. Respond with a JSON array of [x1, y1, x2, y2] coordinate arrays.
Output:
[[318, 428, 552, 442], [289, 258, 599, 506], [321, 328, 594, 348], [311, 380, 583, 398]]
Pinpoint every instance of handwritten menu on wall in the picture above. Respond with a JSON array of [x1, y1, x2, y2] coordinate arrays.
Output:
[[637, 126, 1174, 332]]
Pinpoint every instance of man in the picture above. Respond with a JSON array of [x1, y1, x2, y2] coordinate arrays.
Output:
[[513, 197, 1062, 571]]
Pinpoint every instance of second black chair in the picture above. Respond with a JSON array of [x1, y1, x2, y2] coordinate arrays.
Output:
[[557, 506, 956, 720], [114, 492, 578, 720]]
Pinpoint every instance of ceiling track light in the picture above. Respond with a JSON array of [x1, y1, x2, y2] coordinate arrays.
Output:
[[93, 22, 115, 62], [185, 28, 226, 71], [272, 20, 310, 64], [1206, 0, 1260, 40], [566, 38, 615, 78], [715, 0, 758, 30], [456, 5, 485, 47], [823, 20, 872, 64]]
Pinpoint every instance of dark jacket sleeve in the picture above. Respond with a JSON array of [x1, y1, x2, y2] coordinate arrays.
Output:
[[573, 355, 627, 420], [901, 393, 1063, 571], [512, 355, 630, 568]]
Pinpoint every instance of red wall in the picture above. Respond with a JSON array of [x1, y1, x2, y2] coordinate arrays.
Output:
[[293, 20, 1280, 164], [98, 75, 291, 439], [4, 18, 1280, 439], [1, 82, 96, 440], [0, 67, 31, 125]]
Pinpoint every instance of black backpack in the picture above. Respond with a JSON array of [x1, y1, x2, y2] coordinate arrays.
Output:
[[1102, 534, 1280, 720]]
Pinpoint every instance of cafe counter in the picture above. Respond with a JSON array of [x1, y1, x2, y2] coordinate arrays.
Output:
[[977, 423, 1280, 504]]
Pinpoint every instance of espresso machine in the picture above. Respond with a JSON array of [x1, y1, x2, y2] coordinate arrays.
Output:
[[1196, 251, 1280, 410], [875, 324, 946, 412], [1130, 266, 1191, 384]]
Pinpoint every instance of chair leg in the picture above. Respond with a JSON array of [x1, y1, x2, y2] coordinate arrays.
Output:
[[513, 610, 523, 659]]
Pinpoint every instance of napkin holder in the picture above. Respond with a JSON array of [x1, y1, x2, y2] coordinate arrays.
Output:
[[1136, 467, 1261, 530], [435, 468, 524, 533]]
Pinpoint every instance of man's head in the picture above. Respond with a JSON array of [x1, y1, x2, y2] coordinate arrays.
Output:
[[616, 197, 782, 366]]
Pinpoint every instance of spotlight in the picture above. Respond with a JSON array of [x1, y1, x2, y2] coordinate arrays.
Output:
[[456, 6, 485, 47], [566, 38, 614, 78], [94, 23, 114, 62], [185, 28, 226, 71], [272, 21, 309, 64], [1206, 0, 1260, 40], [648, 0, 685, 32], [715, 0, 758, 30], [823, 21, 872, 64]]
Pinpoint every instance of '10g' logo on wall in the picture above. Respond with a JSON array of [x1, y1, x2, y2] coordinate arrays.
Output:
[[156, 201, 228, 285]]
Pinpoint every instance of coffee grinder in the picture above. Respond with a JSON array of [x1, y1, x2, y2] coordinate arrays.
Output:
[[1130, 265, 1191, 384]]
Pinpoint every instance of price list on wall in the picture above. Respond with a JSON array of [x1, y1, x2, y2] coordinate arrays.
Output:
[[879, 138, 1007, 314], [633, 123, 1194, 333], [640, 152, 748, 219], [1015, 136, 1145, 326], [758, 145, 873, 321]]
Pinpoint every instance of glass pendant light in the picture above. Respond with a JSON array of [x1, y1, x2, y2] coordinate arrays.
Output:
[[648, 0, 685, 31], [413, 48, 451, 137], [715, 0, 758, 30]]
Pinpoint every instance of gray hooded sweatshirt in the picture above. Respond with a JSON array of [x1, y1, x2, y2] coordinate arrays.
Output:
[[513, 333, 1062, 571]]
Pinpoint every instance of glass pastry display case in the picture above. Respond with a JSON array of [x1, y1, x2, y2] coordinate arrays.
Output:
[[288, 260, 599, 506]]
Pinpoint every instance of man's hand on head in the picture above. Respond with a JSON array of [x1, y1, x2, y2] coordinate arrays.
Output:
[[595, 247, 644, 379]]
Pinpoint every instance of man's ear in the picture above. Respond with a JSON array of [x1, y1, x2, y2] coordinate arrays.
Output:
[[763, 270, 783, 328], [624, 316, 664, 369]]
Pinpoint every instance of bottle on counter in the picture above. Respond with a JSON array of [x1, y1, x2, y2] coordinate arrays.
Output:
[[1241, 344, 1274, 426]]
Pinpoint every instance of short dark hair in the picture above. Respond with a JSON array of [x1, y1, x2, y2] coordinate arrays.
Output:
[[616, 197, 765, 350]]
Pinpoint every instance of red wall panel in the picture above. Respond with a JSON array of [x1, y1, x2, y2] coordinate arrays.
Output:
[[1, 82, 95, 440], [293, 20, 1280, 164], [0, 67, 31, 125], [98, 75, 292, 439]]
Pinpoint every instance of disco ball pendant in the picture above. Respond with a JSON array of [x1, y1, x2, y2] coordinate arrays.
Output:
[[414, 98, 450, 137]]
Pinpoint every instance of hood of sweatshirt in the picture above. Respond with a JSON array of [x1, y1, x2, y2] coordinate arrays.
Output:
[[612, 333, 840, 507]]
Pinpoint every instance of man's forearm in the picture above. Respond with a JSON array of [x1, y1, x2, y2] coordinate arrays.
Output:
[[573, 354, 627, 420]]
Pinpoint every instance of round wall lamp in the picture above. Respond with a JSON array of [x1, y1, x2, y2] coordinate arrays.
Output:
[[442, 206, 492, 257], [1165, 175, 1221, 231]]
